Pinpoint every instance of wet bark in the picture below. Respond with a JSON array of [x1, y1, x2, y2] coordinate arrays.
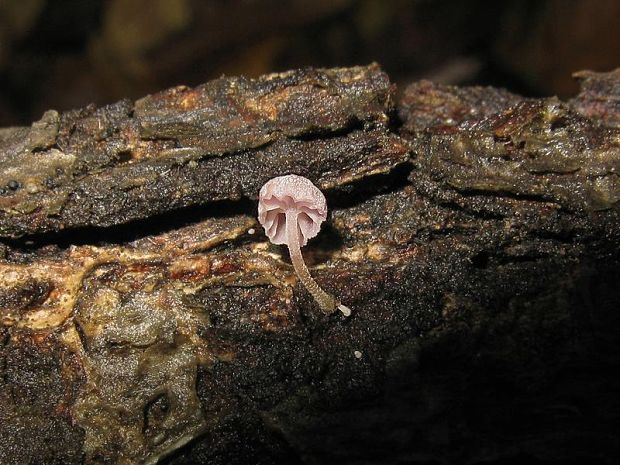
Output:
[[1, 65, 619, 465]]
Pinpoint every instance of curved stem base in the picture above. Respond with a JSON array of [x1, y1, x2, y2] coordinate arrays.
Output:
[[285, 211, 350, 316]]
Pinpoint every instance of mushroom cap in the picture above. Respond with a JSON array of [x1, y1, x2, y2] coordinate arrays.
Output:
[[258, 174, 327, 247]]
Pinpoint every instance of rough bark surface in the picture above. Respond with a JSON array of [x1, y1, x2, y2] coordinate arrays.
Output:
[[0, 65, 619, 465], [0, 64, 403, 238]]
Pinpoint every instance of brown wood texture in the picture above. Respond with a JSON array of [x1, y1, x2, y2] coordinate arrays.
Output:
[[1, 65, 619, 465]]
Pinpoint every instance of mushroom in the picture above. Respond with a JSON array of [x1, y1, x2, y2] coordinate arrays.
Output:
[[258, 174, 351, 316]]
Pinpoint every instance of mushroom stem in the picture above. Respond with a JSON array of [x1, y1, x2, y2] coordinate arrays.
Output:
[[285, 210, 350, 316]]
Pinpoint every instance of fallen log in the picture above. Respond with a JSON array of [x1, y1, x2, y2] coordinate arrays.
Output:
[[1, 65, 619, 465]]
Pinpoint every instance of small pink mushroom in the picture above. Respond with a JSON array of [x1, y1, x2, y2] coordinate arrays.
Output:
[[258, 174, 351, 316]]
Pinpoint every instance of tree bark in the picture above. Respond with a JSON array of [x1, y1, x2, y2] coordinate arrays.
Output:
[[1, 65, 619, 465]]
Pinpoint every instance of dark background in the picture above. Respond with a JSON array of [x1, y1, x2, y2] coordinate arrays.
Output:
[[0, 0, 619, 126]]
